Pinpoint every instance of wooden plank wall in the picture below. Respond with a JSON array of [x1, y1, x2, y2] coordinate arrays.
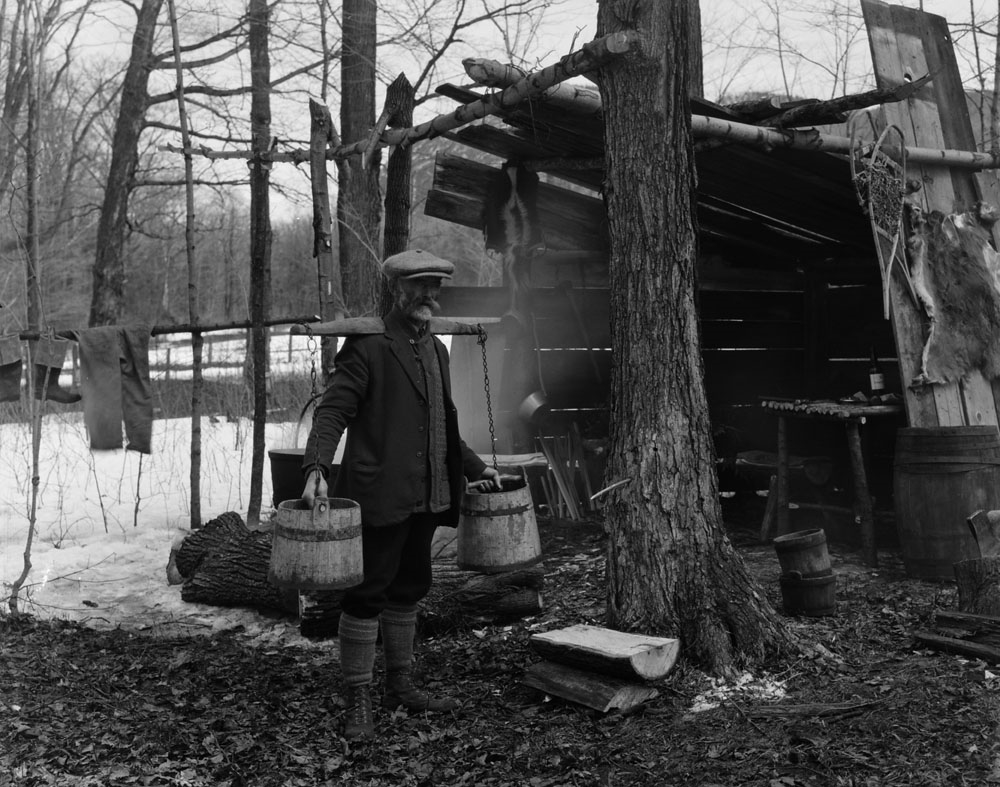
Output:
[[862, 0, 1000, 429], [443, 262, 819, 458]]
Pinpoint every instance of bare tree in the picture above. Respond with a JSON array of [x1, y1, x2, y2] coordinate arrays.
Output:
[[88, 0, 164, 326]]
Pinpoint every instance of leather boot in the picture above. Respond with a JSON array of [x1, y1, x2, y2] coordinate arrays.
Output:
[[380, 605, 460, 711], [383, 670, 460, 712], [34, 364, 81, 404], [0, 335, 21, 402], [0, 361, 20, 402], [31, 337, 80, 404], [343, 684, 374, 740], [339, 613, 378, 740]]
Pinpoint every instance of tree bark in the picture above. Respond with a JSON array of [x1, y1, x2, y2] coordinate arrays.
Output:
[[597, 0, 794, 675], [246, 0, 272, 527], [89, 0, 164, 326], [338, 0, 382, 317]]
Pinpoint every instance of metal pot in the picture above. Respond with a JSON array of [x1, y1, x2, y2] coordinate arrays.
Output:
[[518, 390, 550, 425]]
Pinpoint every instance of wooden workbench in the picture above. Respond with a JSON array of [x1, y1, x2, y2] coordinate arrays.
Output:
[[761, 397, 904, 567]]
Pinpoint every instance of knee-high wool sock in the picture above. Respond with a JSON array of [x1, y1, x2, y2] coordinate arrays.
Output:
[[338, 613, 378, 687], [380, 605, 418, 674]]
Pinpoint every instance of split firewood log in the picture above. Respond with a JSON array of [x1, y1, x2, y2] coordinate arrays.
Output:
[[522, 661, 659, 713], [170, 512, 297, 614], [529, 624, 679, 681]]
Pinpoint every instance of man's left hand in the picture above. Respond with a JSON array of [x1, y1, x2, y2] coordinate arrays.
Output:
[[480, 466, 502, 491]]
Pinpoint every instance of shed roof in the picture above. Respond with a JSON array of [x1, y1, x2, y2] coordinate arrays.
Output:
[[436, 83, 877, 269]]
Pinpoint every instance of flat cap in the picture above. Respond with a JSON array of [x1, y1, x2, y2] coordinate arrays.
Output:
[[382, 249, 454, 280]]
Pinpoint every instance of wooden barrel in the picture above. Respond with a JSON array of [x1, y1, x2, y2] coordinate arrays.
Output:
[[457, 478, 541, 573], [773, 529, 832, 578], [779, 573, 836, 617], [268, 497, 363, 590], [894, 426, 1000, 581]]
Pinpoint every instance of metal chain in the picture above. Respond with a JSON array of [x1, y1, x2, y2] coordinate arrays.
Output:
[[306, 325, 318, 398], [477, 325, 498, 471]]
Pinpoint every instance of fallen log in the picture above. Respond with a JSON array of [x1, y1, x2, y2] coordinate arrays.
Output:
[[912, 630, 1000, 663], [522, 661, 659, 713], [529, 624, 679, 681]]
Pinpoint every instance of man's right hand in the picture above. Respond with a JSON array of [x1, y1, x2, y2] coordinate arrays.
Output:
[[302, 469, 328, 507]]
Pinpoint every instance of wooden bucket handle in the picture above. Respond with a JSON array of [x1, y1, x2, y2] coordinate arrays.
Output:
[[312, 496, 329, 522]]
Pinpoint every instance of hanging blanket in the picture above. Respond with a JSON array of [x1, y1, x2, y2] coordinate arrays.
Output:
[[906, 202, 1000, 385]]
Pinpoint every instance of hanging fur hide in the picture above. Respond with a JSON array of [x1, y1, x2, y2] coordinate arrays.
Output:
[[906, 202, 1000, 385], [483, 162, 545, 316], [482, 162, 544, 257]]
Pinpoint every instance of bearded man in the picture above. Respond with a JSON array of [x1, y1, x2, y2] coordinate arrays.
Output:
[[301, 249, 501, 740]]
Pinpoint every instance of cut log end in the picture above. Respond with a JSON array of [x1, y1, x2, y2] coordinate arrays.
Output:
[[530, 624, 679, 681]]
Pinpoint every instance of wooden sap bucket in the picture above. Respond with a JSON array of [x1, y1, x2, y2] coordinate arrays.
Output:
[[457, 478, 541, 573], [268, 497, 363, 590], [773, 529, 832, 578], [779, 573, 836, 617], [894, 426, 1000, 581]]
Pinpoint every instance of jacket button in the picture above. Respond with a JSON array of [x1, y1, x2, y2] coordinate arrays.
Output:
[[416, 451, 423, 457]]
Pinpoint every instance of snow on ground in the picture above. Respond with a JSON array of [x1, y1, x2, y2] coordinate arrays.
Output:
[[0, 410, 326, 647], [0, 329, 426, 647]]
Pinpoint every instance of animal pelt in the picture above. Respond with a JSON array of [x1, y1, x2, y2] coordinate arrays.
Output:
[[482, 162, 544, 257], [906, 201, 1000, 385]]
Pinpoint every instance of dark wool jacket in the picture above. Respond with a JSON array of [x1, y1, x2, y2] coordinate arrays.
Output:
[[302, 308, 486, 528]]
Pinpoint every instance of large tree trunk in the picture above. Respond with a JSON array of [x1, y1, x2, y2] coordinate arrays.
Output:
[[89, 0, 164, 327], [597, 0, 794, 675], [338, 0, 382, 317]]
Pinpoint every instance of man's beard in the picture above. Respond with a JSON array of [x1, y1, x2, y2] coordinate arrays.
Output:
[[403, 298, 439, 323]]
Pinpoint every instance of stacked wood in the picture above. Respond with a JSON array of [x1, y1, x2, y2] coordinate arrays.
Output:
[[914, 610, 1000, 663], [523, 624, 679, 712]]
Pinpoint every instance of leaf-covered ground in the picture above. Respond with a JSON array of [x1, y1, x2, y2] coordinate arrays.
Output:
[[3, 508, 1000, 787]]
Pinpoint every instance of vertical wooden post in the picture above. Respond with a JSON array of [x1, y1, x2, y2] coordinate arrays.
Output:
[[338, 0, 381, 318], [776, 415, 790, 536], [308, 98, 345, 379], [846, 420, 877, 567], [246, 0, 272, 527], [167, 0, 204, 528], [381, 74, 415, 316]]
